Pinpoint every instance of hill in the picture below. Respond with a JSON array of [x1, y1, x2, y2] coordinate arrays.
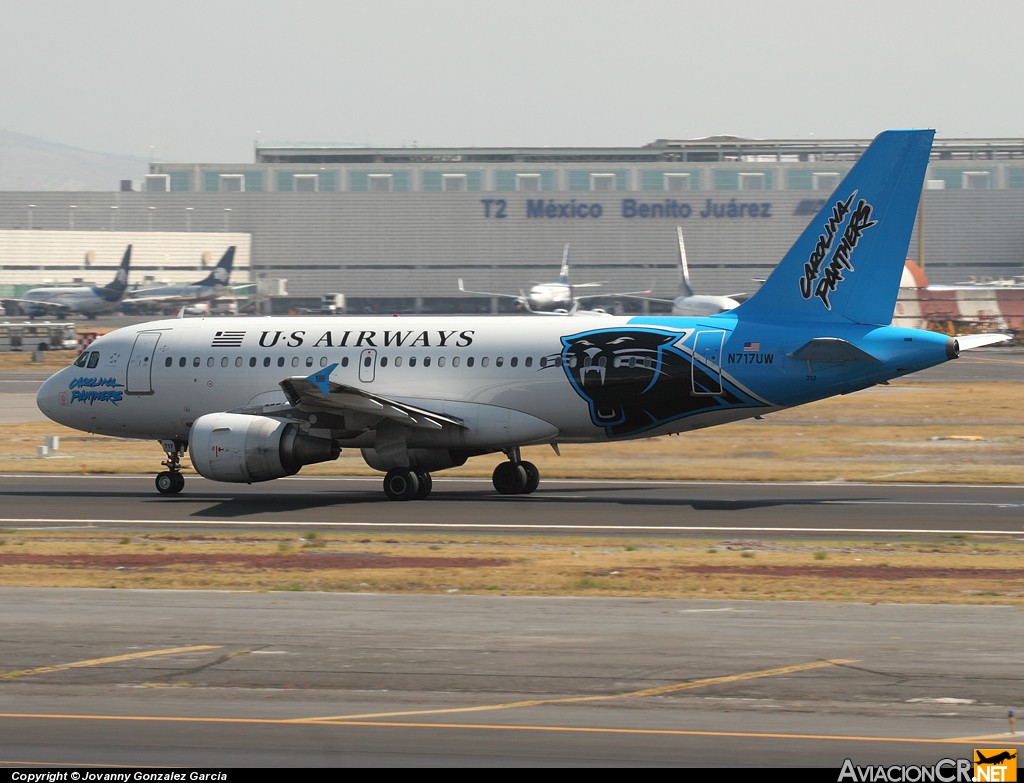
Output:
[[0, 129, 148, 191]]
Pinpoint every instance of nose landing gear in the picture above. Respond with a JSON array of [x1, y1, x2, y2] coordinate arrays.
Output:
[[155, 440, 187, 495]]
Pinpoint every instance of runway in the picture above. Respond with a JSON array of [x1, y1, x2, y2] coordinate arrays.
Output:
[[1, 473, 1023, 539], [1, 589, 1022, 768]]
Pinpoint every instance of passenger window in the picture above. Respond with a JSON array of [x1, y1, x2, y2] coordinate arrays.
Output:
[[481, 357, 489, 368], [452, 356, 460, 367], [423, 357, 431, 367], [193, 357, 200, 367], [380, 356, 389, 367], [249, 357, 257, 367], [165, 357, 173, 368], [179, 357, 187, 368], [467, 357, 474, 367], [409, 357, 417, 367], [291, 357, 299, 368], [87, 352, 99, 369], [221, 357, 229, 367], [437, 356, 445, 367], [319, 357, 328, 367], [305, 357, 313, 367], [263, 357, 271, 367], [341, 357, 349, 368], [525, 357, 533, 368], [495, 357, 503, 367], [510, 357, 518, 367], [277, 357, 285, 367], [207, 357, 214, 368], [395, 356, 403, 367]]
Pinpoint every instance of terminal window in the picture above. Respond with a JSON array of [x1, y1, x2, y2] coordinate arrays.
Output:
[[813, 172, 840, 191], [219, 175, 245, 192], [739, 173, 766, 191], [516, 174, 541, 192], [664, 173, 691, 191], [294, 174, 319, 192], [591, 174, 616, 191], [369, 174, 393, 192], [443, 174, 467, 192], [963, 171, 991, 189]]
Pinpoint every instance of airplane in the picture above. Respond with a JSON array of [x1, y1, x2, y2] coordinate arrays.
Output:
[[458, 243, 644, 313], [976, 751, 1016, 765], [625, 227, 748, 316], [5, 245, 132, 319], [120, 246, 252, 313], [36, 129, 1011, 502]]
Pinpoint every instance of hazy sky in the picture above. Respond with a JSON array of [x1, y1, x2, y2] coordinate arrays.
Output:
[[3, 0, 1021, 162]]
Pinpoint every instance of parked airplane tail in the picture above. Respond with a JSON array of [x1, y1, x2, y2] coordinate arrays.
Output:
[[93, 245, 132, 301], [197, 246, 236, 287], [676, 226, 695, 298], [735, 129, 934, 326]]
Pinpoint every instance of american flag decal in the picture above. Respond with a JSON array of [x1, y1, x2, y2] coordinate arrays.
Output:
[[743, 341, 760, 352], [211, 330, 245, 347]]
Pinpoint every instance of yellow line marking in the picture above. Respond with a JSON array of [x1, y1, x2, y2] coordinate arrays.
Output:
[[0, 646, 222, 680], [297, 658, 860, 722]]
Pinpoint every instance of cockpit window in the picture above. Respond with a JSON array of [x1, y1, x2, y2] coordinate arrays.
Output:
[[74, 352, 89, 368], [86, 351, 100, 369]]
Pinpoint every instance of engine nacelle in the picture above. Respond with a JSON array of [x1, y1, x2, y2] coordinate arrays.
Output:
[[360, 447, 472, 473], [189, 413, 340, 483]]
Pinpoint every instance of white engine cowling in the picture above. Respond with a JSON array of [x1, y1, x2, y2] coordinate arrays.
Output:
[[189, 413, 340, 483]]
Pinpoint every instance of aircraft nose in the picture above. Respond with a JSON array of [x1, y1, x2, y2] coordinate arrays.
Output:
[[36, 370, 70, 425]]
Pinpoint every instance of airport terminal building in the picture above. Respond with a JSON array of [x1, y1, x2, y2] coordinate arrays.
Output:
[[1, 135, 1023, 313]]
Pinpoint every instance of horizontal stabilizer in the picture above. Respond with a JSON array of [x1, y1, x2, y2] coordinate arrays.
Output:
[[955, 333, 1013, 351], [788, 337, 881, 363]]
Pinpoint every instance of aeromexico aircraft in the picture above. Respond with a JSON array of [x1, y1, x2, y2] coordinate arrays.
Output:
[[7, 245, 132, 319], [121, 246, 251, 312], [36, 130, 1010, 500]]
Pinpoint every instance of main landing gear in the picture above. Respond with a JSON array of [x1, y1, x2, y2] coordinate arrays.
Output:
[[491, 447, 539, 496], [155, 440, 186, 495], [382, 468, 433, 501]]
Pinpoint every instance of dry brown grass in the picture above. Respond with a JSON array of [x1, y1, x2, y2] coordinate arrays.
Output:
[[0, 531, 1020, 605]]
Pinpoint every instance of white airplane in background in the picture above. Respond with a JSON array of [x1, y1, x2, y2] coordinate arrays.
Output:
[[5, 245, 132, 319], [458, 244, 646, 314], [37, 130, 1009, 502], [121, 246, 252, 313], [627, 227, 748, 317]]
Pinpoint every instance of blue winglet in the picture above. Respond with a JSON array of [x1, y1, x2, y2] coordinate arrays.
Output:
[[308, 363, 337, 394]]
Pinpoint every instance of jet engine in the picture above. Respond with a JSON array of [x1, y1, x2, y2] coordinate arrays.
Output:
[[189, 413, 340, 483]]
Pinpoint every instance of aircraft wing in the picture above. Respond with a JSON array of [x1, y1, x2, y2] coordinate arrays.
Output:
[[572, 288, 652, 302], [457, 279, 522, 300], [2, 297, 71, 315], [278, 364, 466, 431]]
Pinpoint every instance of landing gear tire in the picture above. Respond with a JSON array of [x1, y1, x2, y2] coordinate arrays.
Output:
[[155, 471, 185, 495], [520, 461, 540, 495], [383, 468, 420, 501], [492, 461, 528, 495], [415, 472, 433, 500]]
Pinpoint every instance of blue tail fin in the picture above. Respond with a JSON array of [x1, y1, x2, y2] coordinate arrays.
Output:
[[734, 129, 934, 325], [197, 246, 236, 287]]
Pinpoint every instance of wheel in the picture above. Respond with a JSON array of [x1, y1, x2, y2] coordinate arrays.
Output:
[[415, 472, 433, 500], [383, 468, 420, 501], [492, 461, 527, 495], [155, 471, 184, 495], [520, 461, 540, 494]]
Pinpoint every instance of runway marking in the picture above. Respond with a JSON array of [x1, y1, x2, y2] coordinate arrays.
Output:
[[0, 646, 222, 681], [1, 713, 1021, 749], [0, 517, 1020, 536], [296, 658, 859, 722]]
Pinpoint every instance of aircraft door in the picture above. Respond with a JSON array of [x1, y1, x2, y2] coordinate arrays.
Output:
[[358, 348, 377, 383], [692, 330, 725, 396], [126, 331, 162, 395]]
